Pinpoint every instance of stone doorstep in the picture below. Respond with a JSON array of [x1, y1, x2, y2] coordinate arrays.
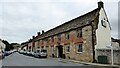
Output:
[[60, 59, 120, 67]]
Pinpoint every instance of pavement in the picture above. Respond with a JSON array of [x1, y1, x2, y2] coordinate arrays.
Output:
[[60, 58, 120, 68]]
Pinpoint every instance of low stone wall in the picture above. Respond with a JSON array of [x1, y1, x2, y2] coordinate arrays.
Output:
[[96, 49, 120, 65]]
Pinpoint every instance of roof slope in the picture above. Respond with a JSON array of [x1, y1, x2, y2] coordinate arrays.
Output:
[[36, 8, 101, 40]]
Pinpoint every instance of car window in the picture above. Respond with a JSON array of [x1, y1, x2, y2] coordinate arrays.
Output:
[[37, 50, 40, 53], [41, 50, 47, 52]]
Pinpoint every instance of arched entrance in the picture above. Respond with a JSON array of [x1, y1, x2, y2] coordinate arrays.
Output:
[[56, 45, 63, 58]]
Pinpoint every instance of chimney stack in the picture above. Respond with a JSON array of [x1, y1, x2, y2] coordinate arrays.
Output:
[[98, 1, 104, 8], [37, 32, 41, 36], [42, 30, 44, 34], [32, 36, 35, 39]]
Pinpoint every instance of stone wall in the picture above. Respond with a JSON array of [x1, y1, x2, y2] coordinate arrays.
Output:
[[96, 49, 120, 65], [48, 25, 94, 62]]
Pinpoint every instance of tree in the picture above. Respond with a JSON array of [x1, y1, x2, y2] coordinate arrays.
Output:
[[10, 43, 21, 49], [2, 40, 14, 51], [2, 40, 10, 51]]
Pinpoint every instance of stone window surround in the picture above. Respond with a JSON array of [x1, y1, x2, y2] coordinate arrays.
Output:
[[76, 29, 82, 38], [66, 45, 70, 53], [76, 43, 83, 53], [65, 32, 70, 40]]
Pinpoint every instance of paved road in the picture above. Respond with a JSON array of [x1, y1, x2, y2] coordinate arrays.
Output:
[[2, 52, 83, 66], [1, 52, 119, 68]]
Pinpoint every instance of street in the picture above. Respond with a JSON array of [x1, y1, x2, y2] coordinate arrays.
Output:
[[1, 52, 119, 68], [2, 52, 83, 66]]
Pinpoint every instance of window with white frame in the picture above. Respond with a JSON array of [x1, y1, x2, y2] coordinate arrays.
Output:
[[66, 45, 70, 53], [76, 44, 83, 53]]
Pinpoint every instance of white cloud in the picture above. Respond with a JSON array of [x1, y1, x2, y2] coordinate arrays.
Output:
[[0, 0, 118, 43]]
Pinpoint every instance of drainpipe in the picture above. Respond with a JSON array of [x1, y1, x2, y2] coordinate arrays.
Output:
[[90, 23, 96, 63], [111, 43, 114, 65]]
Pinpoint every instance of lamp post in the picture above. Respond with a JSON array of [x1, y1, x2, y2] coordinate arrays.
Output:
[[106, 43, 114, 65], [111, 44, 114, 65]]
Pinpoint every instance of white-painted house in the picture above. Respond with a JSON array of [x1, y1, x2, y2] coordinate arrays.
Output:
[[0, 39, 6, 59], [0, 39, 6, 53], [95, 2, 120, 64], [95, 1, 111, 49]]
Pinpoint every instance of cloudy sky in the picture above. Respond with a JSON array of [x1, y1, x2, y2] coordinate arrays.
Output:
[[0, 0, 119, 43]]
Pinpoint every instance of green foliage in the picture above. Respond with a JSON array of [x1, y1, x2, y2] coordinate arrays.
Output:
[[2, 40, 13, 51], [10, 43, 21, 49]]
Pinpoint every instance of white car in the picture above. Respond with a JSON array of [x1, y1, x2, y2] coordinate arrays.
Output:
[[19, 50, 24, 54], [31, 52, 35, 56], [34, 49, 47, 58], [40, 50, 47, 58]]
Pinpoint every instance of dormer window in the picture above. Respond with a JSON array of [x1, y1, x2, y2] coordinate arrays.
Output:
[[101, 19, 107, 28]]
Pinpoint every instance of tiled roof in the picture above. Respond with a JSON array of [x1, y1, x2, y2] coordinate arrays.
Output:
[[111, 37, 120, 43], [36, 8, 101, 41]]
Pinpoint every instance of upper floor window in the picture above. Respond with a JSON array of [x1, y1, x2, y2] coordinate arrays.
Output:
[[101, 19, 107, 28], [51, 37, 54, 42], [45, 38, 48, 41], [58, 34, 61, 41], [76, 29, 82, 38], [66, 45, 70, 53], [66, 33, 69, 40], [42, 40, 44, 44], [76, 44, 83, 53]]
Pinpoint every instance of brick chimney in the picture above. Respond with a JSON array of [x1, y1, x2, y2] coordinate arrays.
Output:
[[98, 1, 104, 8], [42, 30, 44, 34], [37, 32, 41, 36], [32, 36, 35, 39]]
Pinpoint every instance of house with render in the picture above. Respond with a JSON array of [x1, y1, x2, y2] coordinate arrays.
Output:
[[21, 1, 115, 63], [0, 39, 6, 59]]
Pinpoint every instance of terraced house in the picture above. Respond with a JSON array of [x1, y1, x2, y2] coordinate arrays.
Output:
[[22, 1, 112, 63]]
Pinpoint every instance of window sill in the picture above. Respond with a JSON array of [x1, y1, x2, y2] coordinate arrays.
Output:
[[66, 52, 70, 54], [76, 52, 83, 54]]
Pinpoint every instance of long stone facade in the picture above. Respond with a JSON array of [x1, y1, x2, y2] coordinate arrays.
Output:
[[21, 1, 113, 63]]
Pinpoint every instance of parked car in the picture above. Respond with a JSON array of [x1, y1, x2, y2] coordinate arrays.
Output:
[[34, 49, 47, 58], [31, 52, 35, 57], [26, 51, 31, 56], [40, 49, 47, 58], [34, 50, 41, 58], [0, 50, 5, 59], [19, 50, 24, 54], [22, 51, 27, 55], [4, 51, 11, 56]]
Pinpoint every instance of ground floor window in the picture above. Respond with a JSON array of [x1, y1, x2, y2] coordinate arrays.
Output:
[[76, 44, 83, 53], [66, 45, 70, 53], [41, 46, 44, 49], [51, 47, 54, 53]]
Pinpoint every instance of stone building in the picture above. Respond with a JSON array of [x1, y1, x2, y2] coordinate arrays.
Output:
[[22, 1, 112, 63], [96, 37, 120, 65]]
